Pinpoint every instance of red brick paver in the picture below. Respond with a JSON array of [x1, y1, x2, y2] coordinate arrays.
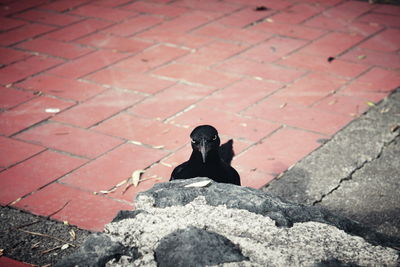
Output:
[[0, 257, 32, 267], [0, 1, 399, 253]]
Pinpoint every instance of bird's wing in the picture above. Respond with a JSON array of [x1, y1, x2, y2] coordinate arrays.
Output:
[[170, 161, 189, 180], [219, 139, 235, 165]]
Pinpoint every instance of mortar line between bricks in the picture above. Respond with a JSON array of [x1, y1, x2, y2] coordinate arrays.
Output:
[[0, 148, 48, 174], [77, 78, 151, 99], [323, 64, 375, 100], [19, 82, 109, 104], [138, 46, 193, 74], [233, 125, 285, 158], [120, 17, 163, 38], [184, 8, 241, 35], [298, 0, 347, 27], [237, 70, 313, 115], [335, 28, 387, 59], [55, 180, 136, 207], [87, 121, 180, 153], [80, 78, 200, 129], [204, 34, 286, 70], [238, 110, 334, 137], [11, 143, 91, 162], [67, 12, 139, 26], [182, 15, 278, 49], [295, 11, 323, 27], [33, 89, 82, 105], [2, 57, 68, 87], [45, 36, 156, 80], [6, 157, 87, 207], [308, 74, 389, 113], [0, 23, 25, 36], [244, 9, 280, 29], [9, 117, 57, 138], [295, 2, 349, 27], [8, 48, 100, 80], [60, 19, 120, 41], [13, 43, 92, 62], [283, 124, 332, 138], [83, 85, 176, 129], [307, 67, 376, 109], [117, 0, 140, 9], [1, 4, 47, 18], [3, 24, 62, 48], [312, 132, 400, 206], [71, 40, 192, 81], [11, 13, 86, 29], [5, 140, 137, 206], [13, 119, 130, 160], [232, 123, 333, 176], [161, 78, 245, 124], [130, 9, 223, 40], [0, 88, 40, 111], [162, 88, 285, 131], [0, 53, 34, 66], [72, 52, 137, 80]]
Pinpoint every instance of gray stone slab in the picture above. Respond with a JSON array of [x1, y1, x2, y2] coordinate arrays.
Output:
[[317, 137, 400, 238], [262, 89, 400, 239]]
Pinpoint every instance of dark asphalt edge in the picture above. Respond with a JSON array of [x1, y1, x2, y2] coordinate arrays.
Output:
[[0, 205, 92, 266]]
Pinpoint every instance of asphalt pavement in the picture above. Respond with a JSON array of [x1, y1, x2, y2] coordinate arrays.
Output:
[[263, 88, 400, 239]]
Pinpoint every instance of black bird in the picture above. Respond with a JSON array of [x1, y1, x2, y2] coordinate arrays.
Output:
[[170, 125, 241, 185]]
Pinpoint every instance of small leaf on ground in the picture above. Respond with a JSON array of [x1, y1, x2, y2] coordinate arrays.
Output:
[[69, 229, 76, 241], [131, 169, 145, 187], [367, 101, 375, 107], [123, 169, 145, 194]]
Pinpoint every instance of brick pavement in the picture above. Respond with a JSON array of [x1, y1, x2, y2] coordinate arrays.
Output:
[[0, 0, 399, 236]]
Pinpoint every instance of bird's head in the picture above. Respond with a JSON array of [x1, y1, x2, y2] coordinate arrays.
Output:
[[190, 125, 220, 163]]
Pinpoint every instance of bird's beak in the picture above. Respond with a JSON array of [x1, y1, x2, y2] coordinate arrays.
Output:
[[200, 139, 207, 163]]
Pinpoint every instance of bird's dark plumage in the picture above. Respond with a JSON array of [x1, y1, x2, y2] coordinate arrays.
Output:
[[170, 125, 241, 185]]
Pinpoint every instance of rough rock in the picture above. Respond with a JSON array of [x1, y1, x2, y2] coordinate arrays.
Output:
[[155, 227, 248, 267], [56, 178, 399, 267], [54, 233, 138, 267]]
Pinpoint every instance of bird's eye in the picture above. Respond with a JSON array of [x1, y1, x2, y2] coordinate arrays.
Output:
[[191, 139, 196, 144], [212, 135, 217, 141]]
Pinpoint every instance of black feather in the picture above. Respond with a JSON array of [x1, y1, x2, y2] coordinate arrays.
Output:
[[219, 139, 234, 165]]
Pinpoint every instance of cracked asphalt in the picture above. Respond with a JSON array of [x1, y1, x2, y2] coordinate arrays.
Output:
[[263, 88, 400, 239]]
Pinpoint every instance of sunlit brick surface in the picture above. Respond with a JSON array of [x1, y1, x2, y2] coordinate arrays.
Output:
[[0, 0, 399, 232]]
